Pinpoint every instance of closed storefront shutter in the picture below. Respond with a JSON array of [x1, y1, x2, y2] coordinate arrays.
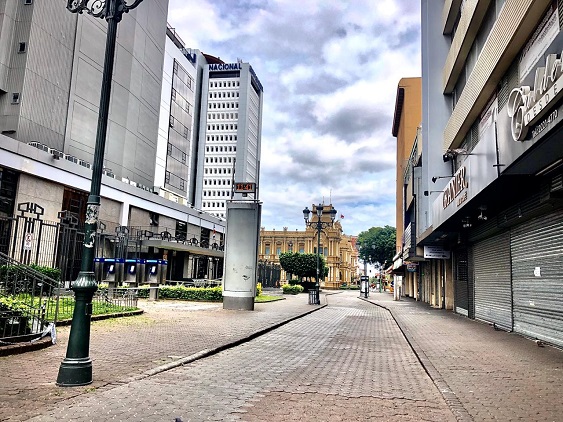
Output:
[[511, 209, 563, 348], [454, 250, 469, 316], [472, 231, 512, 330]]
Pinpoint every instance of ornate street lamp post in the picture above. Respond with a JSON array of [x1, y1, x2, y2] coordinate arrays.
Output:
[[303, 204, 337, 305], [57, 0, 145, 387]]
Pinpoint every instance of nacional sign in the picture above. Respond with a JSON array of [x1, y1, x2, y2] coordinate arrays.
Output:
[[508, 52, 563, 142], [209, 63, 242, 72]]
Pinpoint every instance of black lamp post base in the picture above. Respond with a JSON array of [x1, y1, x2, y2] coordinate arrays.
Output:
[[56, 357, 93, 387]]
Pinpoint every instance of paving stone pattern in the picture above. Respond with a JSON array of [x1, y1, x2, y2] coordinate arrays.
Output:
[[2, 290, 562, 421], [24, 294, 454, 421], [371, 294, 563, 422], [0, 295, 314, 422]]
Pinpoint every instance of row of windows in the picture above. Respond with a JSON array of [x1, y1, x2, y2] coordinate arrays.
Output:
[[203, 190, 230, 197], [204, 179, 231, 186], [203, 201, 226, 208], [173, 60, 194, 91], [206, 146, 236, 153], [204, 167, 232, 174], [206, 135, 238, 142], [207, 124, 238, 131], [263, 246, 327, 255], [209, 91, 239, 99], [167, 143, 187, 163], [171, 89, 192, 116], [208, 102, 238, 110], [208, 113, 238, 120], [169, 116, 190, 138], [165, 171, 186, 191], [210, 81, 239, 88], [205, 156, 233, 164]]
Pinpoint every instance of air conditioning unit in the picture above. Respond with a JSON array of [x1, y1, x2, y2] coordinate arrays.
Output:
[[48, 148, 64, 159], [64, 154, 78, 164], [78, 159, 91, 169], [28, 141, 49, 152], [103, 168, 115, 178]]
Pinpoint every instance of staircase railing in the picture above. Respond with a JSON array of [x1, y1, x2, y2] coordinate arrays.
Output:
[[0, 251, 60, 341]]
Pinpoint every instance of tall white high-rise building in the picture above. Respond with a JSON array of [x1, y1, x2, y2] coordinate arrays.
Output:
[[195, 57, 264, 218]]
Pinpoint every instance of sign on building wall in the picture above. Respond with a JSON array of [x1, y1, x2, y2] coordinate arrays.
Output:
[[424, 246, 450, 259]]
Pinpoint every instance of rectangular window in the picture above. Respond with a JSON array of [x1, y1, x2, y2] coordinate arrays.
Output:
[[18, 42, 26, 53], [265, 245, 270, 255], [276, 247, 281, 256], [11, 93, 20, 104], [24, 0, 33, 4]]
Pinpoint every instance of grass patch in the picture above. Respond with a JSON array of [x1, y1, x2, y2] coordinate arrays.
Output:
[[255, 295, 285, 303]]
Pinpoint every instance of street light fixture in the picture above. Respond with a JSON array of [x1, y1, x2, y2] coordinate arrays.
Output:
[[303, 204, 337, 305], [56, 0, 145, 387]]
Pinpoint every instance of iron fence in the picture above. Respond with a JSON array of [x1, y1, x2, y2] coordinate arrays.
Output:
[[54, 287, 139, 322], [0, 251, 60, 340]]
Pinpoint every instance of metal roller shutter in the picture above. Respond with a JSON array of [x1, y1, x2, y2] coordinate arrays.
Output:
[[472, 231, 512, 330], [511, 209, 563, 348], [454, 250, 469, 316]]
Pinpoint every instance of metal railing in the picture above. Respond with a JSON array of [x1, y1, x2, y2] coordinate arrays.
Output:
[[0, 252, 60, 341]]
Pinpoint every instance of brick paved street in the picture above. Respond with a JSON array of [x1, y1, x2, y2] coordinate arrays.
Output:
[[1, 290, 562, 421], [23, 293, 454, 422]]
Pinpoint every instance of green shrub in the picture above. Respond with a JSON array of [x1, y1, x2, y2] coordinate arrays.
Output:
[[0, 264, 60, 296], [339, 284, 360, 290], [136, 285, 223, 301], [256, 282, 262, 297], [282, 284, 303, 295], [288, 279, 300, 286]]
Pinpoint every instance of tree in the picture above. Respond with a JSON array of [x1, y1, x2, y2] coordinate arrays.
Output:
[[279, 252, 328, 283], [357, 225, 396, 267]]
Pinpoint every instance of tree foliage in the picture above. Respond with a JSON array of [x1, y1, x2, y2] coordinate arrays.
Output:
[[279, 252, 328, 281], [357, 225, 396, 267]]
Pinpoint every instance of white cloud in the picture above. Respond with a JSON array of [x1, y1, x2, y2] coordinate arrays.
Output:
[[167, 0, 421, 235]]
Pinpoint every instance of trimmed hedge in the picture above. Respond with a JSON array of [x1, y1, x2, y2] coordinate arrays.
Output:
[[282, 284, 304, 295], [137, 285, 223, 301]]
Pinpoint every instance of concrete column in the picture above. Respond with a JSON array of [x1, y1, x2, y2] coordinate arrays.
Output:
[[223, 201, 261, 310]]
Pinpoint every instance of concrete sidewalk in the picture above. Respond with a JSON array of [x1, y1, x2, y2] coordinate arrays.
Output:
[[365, 291, 563, 422], [0, 293, 322, 422]]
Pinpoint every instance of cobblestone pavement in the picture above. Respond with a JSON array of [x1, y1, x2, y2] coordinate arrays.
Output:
[[24, 292, 455, 422], [368, 292, 563, 422], [2, 290, 562, 421], [0, 293, 316, 422]]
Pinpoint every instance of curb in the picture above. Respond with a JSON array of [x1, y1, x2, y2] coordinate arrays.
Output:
[[360, 297, 473, 422]]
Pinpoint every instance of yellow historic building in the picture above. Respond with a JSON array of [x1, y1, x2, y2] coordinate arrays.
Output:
[[258, 204, 359, 289]]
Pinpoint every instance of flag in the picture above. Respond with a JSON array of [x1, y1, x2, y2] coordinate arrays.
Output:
[[340, 214, 344, 219]]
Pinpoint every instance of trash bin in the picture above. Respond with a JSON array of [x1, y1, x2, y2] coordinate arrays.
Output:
[[308, 289, 319, 305]]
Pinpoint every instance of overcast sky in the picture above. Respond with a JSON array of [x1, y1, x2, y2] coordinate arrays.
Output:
[[167, 0, 421, 236]]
